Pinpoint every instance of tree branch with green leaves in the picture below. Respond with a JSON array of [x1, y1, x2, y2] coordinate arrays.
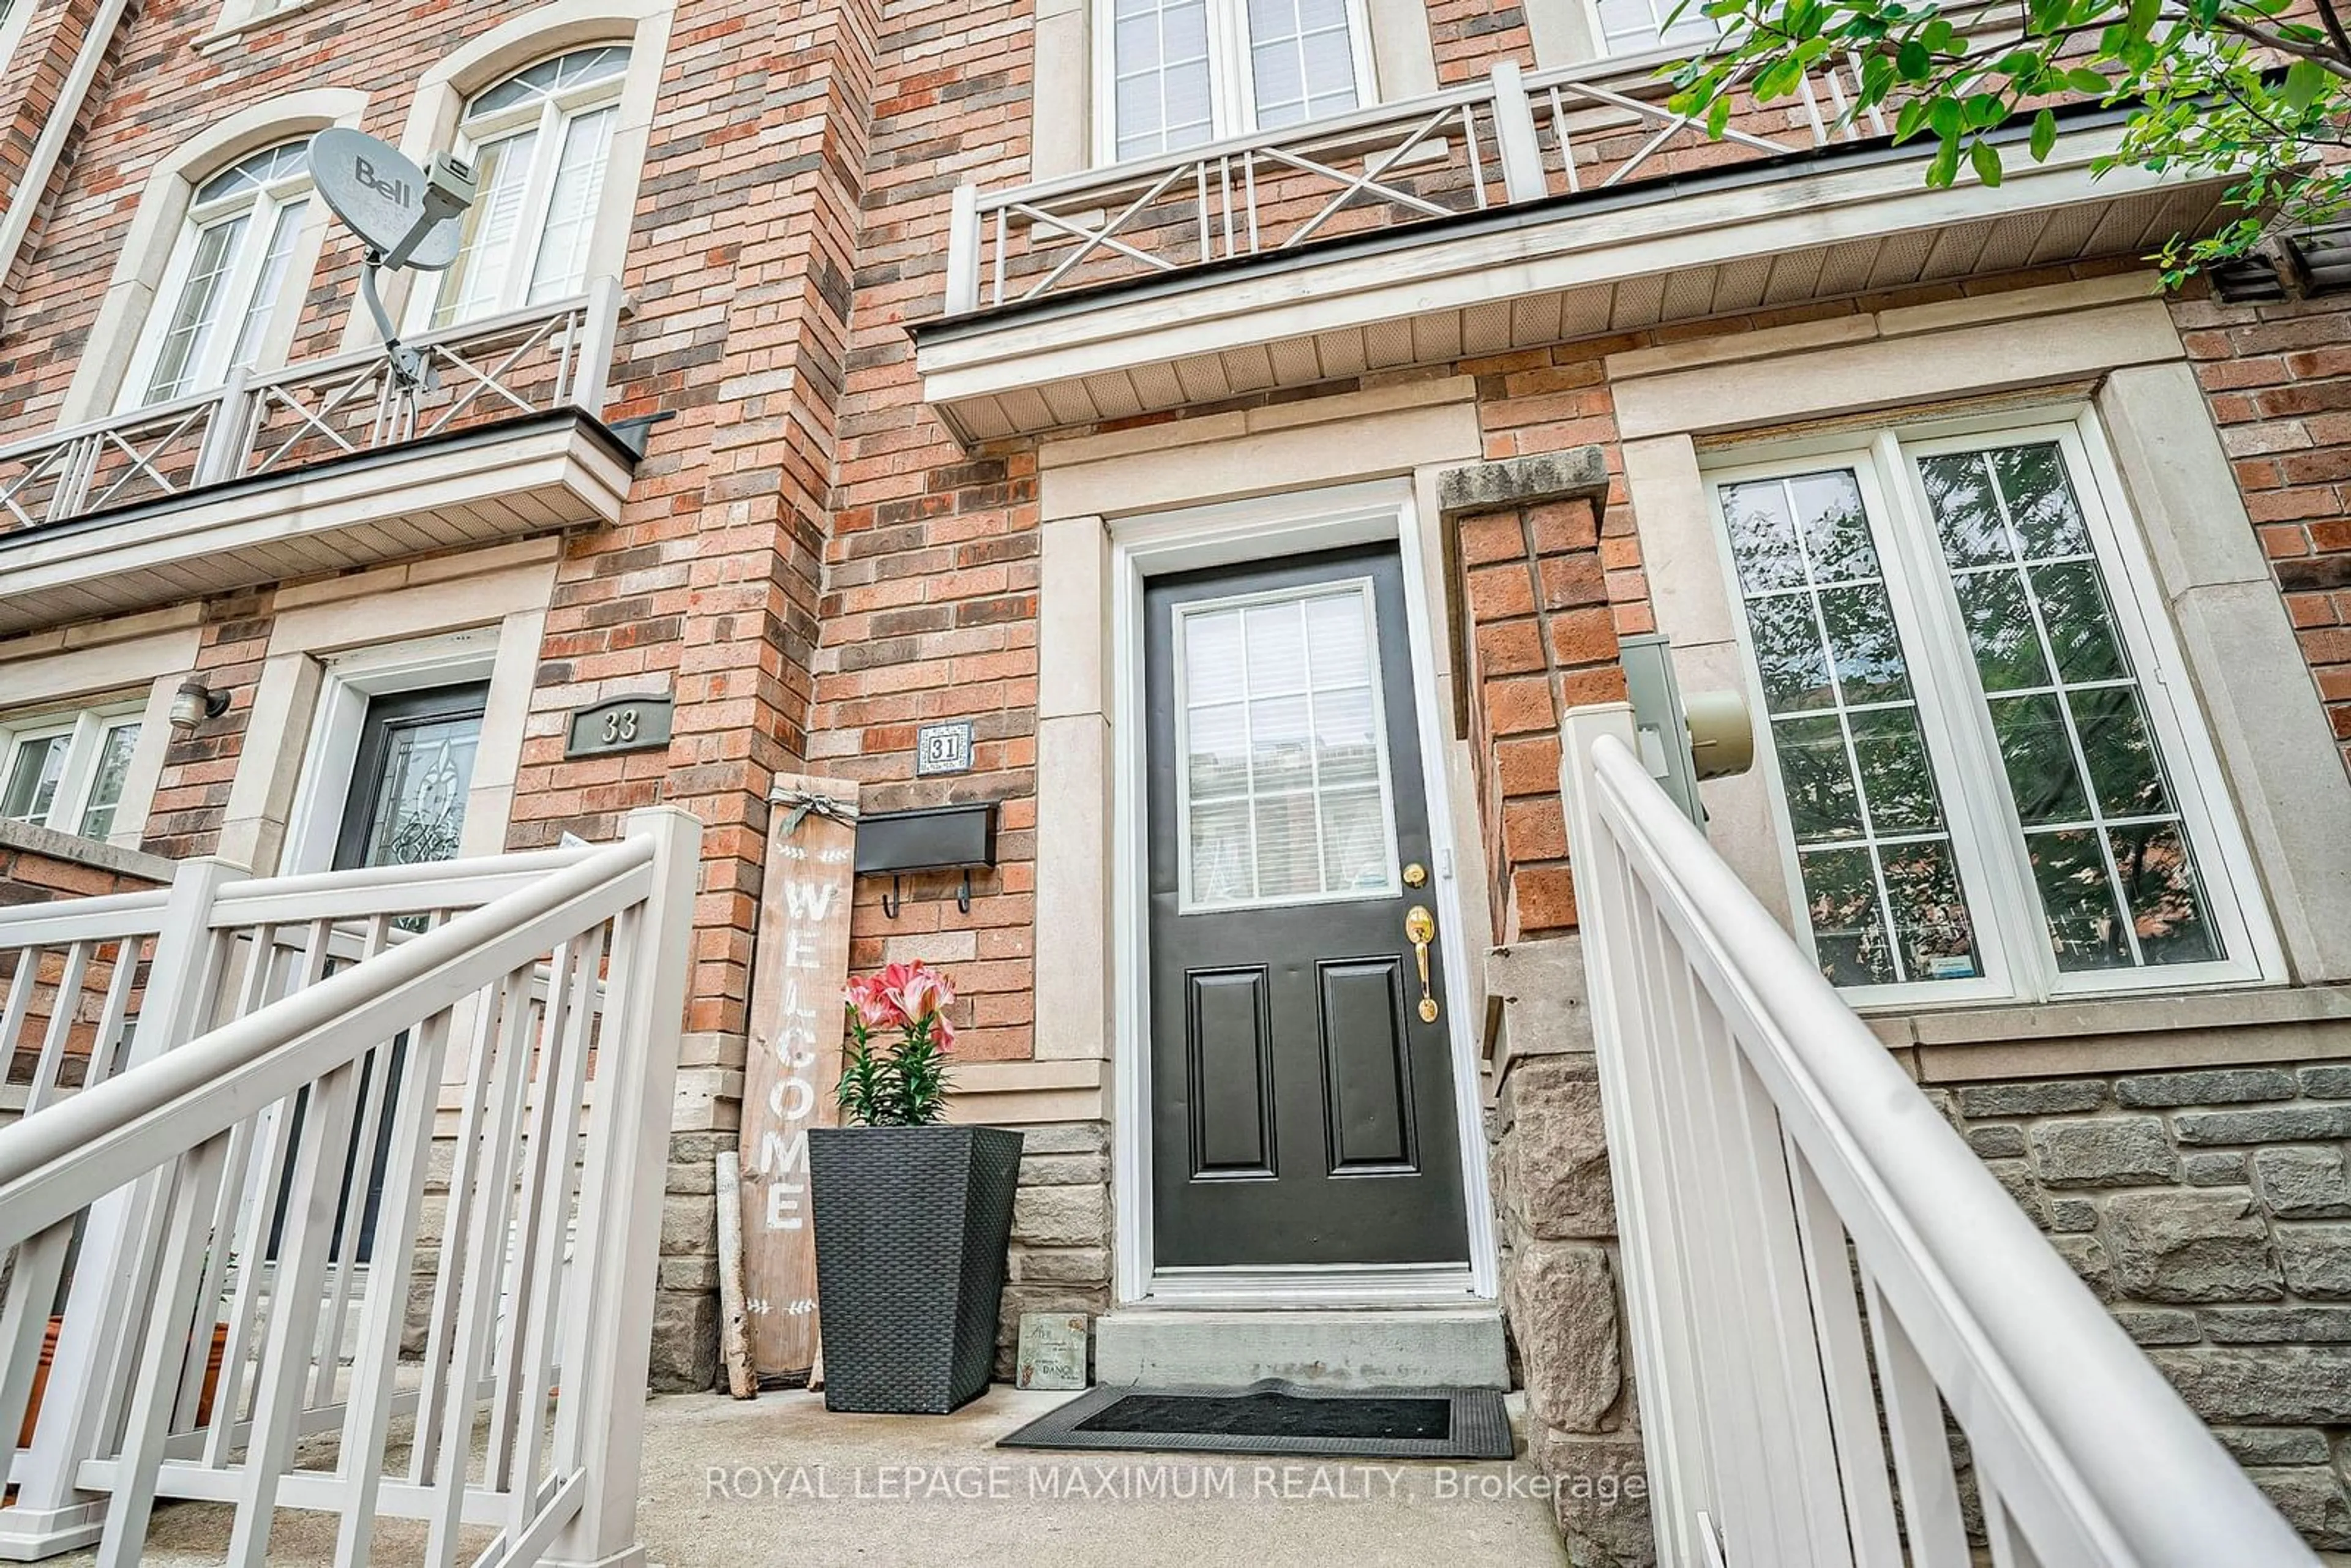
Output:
[[1667, 0, 2351, 281]]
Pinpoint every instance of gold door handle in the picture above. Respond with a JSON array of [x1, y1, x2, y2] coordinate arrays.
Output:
[[1405, 906, 1438, 1023]]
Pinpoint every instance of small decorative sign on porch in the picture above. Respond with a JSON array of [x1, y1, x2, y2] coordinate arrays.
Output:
[[739, 773, 861, 1382], [564, 692, 673, 759], [1016, 1312, 1090, 1391]]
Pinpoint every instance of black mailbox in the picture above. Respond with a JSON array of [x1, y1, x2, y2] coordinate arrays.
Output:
[[854, 801, 998, 916]]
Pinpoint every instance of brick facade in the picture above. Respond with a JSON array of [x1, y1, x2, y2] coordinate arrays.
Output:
[[2174, 285, 2351, 776], [2, 0, 2350, 1556]]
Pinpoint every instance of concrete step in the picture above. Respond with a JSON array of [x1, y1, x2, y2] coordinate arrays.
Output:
[[1093, 1307, 1509, 1390]]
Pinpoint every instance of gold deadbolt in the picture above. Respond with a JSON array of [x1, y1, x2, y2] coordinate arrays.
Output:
[[1403, 861, 1428, 888], [1405, 905, 1439, 1023]]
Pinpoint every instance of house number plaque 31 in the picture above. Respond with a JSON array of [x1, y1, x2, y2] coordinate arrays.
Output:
[[564, 694, 674, 759]]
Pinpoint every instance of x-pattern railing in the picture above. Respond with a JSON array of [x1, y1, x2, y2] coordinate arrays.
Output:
[[239, 296, 597, 479], [0, 282, 620, 536], [1532, 51, 1885, 193], [944, 50, 1892, 316], [954, 73, 1523, 312], [0, 396, 220, 530]]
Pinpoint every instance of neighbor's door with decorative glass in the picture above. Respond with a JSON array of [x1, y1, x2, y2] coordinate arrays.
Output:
[[1712, 424, 2268, 1007], [267, 683, 489, 1262], [333, 684, 489, 874], [1144, 546, 1469, 1269]]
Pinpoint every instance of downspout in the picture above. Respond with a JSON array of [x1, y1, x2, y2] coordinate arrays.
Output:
[[0, 0, 137, 330]]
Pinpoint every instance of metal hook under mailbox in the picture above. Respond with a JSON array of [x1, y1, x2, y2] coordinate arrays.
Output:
[[879, 869, 974, 920]]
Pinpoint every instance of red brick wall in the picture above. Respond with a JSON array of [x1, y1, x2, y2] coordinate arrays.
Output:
[[1427, 0, 1532, 83], [0, 0, 121, 324], [809, 0, 1041, 1057], [1453, 488, 1625, 942], [2170, 285, 2351, 777], [0, 841, 163, 903], [143, 590, 271, 860]]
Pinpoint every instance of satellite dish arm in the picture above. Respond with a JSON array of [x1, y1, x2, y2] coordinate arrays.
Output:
[[358, 257, 428, 389]]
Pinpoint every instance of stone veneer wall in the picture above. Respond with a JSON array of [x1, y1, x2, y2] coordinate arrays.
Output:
[[645, 1120, 1111, 1391], [996, 1120, 1113, 1378], [1932, 1063, 2351, 1548], [1490, 1036, 1652, 1567]]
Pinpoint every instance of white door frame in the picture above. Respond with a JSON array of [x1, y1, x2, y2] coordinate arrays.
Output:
[[1108, 478, 1501, 1308], [279, 631, 506, 876]]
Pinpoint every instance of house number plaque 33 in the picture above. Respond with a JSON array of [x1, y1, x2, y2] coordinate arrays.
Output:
[[564, 694, 675, 759]]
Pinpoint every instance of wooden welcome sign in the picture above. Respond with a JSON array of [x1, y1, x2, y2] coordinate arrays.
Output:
[[738, 771, 860, 1384]]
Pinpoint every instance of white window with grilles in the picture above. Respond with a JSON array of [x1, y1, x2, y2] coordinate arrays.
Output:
[[1710, 418, 2276, 1007], [417, 45, 629, 330], [0, 702, 145, 841], [1098, 0, 1376, 163], [121, 141, 313, 410]]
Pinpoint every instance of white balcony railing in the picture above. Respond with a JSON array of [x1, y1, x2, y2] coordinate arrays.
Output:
[[0, 809, 697, 1566], [0, 278, 623, 535], [1558, 704, 2314, 1567], [942, 53, 1885, 315]]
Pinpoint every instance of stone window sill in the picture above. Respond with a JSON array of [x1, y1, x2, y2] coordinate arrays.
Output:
[[1872, 984, 2351, 1084]]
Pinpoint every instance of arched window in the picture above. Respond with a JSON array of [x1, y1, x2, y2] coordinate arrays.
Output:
[[426, 46, 629, 328], [122, 141, 312, 408]]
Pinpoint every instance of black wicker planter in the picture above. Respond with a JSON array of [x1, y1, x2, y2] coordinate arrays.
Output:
[[807, 1124, 1024, 1414]]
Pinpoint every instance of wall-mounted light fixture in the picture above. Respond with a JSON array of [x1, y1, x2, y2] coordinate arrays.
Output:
[[168, 678, 231, 735]]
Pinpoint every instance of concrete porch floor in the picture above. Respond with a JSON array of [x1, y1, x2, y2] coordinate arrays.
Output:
[[53, 1386, 1575, 1566]]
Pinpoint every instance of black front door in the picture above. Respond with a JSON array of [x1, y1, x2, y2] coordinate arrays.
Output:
[[1146, 546, 1468, 1269]]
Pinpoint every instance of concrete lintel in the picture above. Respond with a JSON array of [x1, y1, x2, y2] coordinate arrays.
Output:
[[1435, 447, 1610, 522]]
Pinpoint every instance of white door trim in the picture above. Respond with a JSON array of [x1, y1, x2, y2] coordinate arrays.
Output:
[[278, 632, 505, 876], [1108, 477, 1500, 1309]]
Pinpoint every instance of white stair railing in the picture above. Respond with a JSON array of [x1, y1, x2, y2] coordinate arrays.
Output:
[[0, 806, 697, 1566], [1559, 704, 2313, 1568]]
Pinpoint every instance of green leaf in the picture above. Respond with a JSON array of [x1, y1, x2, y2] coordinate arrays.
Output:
[[2031, 106, 2058, 159], [1970, 138, 2004, 186], [1755, 56, 1804, 98], [2064, 67, 2112, 96], [1898, 38, 1931, 78], [1927, 136, 1962, 187], [2283, 58, 2328, 112], [1928, 97, 1963, 138]]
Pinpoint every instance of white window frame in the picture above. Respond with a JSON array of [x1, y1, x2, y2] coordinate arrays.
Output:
[[1090, 0, 1380, 167], [405, 47, 629, 332], [116, 143, 314, 413], [1704, 407, 2279, 1010], [1171, 576, 1404, 915], [0, 700, 148, 841], [1581, 0, 1717, 61]]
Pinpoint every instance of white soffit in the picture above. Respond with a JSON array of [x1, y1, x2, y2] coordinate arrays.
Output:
[[0, 419, 633, 637], [918, 128, 2230, 445]]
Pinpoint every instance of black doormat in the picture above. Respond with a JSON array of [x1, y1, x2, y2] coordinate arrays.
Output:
[[997, 1378, 1513, 1459]]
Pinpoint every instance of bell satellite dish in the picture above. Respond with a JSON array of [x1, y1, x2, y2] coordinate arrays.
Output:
[[308, 128, 478, 388], [309, 129, 469, 270]]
